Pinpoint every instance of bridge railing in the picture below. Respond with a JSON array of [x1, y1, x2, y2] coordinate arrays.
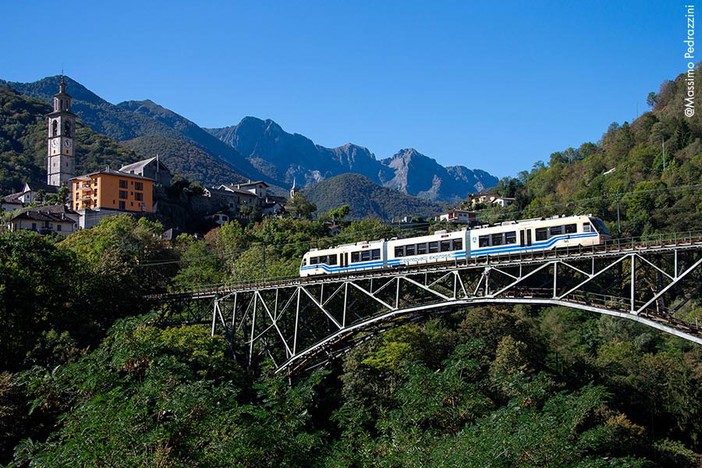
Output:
[[152, 229, 702, 299]]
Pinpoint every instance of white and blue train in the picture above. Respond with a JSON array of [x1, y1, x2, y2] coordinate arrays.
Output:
[[299, 214, 611, 277]]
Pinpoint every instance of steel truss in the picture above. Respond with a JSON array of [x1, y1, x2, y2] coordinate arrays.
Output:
[[203, 241, 702, 375]]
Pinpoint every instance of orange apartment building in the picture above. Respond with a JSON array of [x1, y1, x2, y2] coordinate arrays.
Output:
[[72, 168, 154, 214]]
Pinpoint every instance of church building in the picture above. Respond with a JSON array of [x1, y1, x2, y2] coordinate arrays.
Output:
[[47, 77, 76, 187]]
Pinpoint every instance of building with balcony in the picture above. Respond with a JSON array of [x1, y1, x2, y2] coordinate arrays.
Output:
[[71, 168, 154, 229]]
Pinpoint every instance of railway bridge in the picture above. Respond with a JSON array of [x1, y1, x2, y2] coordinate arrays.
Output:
[[154, 233, 702, 375]]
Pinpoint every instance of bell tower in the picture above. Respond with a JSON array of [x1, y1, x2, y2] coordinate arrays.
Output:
[[47, 77, 76, 186]]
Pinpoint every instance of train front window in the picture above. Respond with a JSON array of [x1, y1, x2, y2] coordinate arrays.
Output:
[[590, 218, 612, 236], [505, 231, 517, 244]]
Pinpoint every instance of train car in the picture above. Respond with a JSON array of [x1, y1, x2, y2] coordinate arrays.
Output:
[[299, 215, 611, 277], [299, 239, 386, 277], [386, 229, 467, 268], [467, 215, 610, 257]]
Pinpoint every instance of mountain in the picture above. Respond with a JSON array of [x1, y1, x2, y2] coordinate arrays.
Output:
[[303, 173, 445, 221], [0, 76, 260, 187], [3, 75, 497, 207], [379, 148, 494, 201], [207, 117, 392, 186], [207, 116, 498, 202]]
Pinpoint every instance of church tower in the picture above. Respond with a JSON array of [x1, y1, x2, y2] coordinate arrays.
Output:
[[47, 77, 76, 186]]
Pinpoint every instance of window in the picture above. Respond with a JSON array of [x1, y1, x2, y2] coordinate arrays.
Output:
[[371, 249, 381, 260], [406, 244, 416, 256], [583, 223, 592, 233], [135, 182, 144, 190], [440, 240, 452, 252], [395, 246, 405, 257], [535, 228, 548, 241], [119, 180, 128, 189], [491, 234, 504, 246], [119, 201, 126, 210], [505, 231, 517, 244], [550, 226, 563, 236], [453, 239, 463, 250], [479, 235, 490, 247], [135, 192, 144, 201], [310, 257, 319, 265], [119, 190, 128, 199], [428, 241, 439, 253], [351, 252, 360, 263], [57, 225, 62, 231], [328, 255, 338, 265], [361, 250, 371, 261], [417, 243, 427, 255], [565, 224, 577, 234]]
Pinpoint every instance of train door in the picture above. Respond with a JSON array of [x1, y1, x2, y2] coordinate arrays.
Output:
[[340, 252, 349, 269], [520, 229, 532, 247]]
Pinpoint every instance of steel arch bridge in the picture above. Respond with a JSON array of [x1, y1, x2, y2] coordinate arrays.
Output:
[[155, 235, 702, 375]]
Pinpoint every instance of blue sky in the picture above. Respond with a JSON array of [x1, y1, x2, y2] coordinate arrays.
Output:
[[2, 1, 689, 178]]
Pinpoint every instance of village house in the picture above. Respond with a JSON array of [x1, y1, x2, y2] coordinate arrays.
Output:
[[7, 204, 78, 236]]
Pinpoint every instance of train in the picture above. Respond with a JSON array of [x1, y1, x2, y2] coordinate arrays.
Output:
[[299, 214, 612, 277]]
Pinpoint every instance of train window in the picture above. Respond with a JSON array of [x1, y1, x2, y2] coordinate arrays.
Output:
[[550, 226, 563, 236], [406, 244, 416, 255], [417, 243, 427, 254], [361, 250, 371, 261], [479, 235, 490, 247], [328, 255, 338, 265], [428, 241, 439, 253], [583, 223, 592, 233], [535, 228, 548, 241], [440, 240, 451, 252], [491, 233, 503, 246], [371, 249, 381, 260], [565, 224, 577, 234], [310, 257, 319, 265], [453, 239, 463, 250], [351, 252, 360, 263], [505, 231, 517, 244], [395, 246, 405, 257]]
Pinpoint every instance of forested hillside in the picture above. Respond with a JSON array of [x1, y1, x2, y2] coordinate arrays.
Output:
[[303, 173, 445, 220], [486, 67, 702, 238], [0, 86, 137, 195], [2, 76, 259, 187]]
